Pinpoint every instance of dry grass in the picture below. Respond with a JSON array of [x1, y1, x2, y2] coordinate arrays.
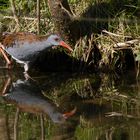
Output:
[[71, 13, 140, 70], [73, 35, 94, 62], [0, 0, 140, 72]]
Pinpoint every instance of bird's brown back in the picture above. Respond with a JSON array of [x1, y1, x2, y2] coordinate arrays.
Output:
[[0, 32, 50, 48]]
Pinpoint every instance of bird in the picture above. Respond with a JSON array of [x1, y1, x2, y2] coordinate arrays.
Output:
[[0, 32, 73, 76]]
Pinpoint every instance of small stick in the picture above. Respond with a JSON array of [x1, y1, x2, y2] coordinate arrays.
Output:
[[114, 39, 139, 48], [37, 0, 40, 34], [10, 0, 19, 25], [3, 16, 45, 21], [102, 30, 132, 38]]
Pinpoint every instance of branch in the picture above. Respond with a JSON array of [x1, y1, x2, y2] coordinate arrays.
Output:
[[59, 3, 73, 18], [10, 0, 19, 26], [102, 30, 132, 38], [102, 30, 140, 49], [37, 0, 40, 34], [105, 112, 135, 118], [3, 16, 45, 21], [114, 39, 140, 48]]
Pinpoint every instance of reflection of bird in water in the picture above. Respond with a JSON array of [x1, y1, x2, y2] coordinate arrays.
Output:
[[3, 79, 76, 123]]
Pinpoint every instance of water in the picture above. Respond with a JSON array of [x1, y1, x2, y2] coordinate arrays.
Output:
[[0, 68, 140, 140]]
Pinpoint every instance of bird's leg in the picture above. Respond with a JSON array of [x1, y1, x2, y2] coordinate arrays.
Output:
[[23, 63, 35, 81], [24, 71, 34, 81], [1, 76, 11, 95], [0, 47, 11, 68], [24, 72, 31, 80], [24, 63, 29, 73], [23, 63, 30, 80]]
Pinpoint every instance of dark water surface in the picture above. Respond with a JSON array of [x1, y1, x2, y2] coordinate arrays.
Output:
[[0, 68, 140, 140]]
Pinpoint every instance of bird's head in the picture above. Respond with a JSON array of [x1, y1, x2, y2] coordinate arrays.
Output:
[[47, 34, 73, 52]]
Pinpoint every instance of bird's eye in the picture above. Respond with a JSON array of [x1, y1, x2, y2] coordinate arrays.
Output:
[[54, 38, 59, 41]]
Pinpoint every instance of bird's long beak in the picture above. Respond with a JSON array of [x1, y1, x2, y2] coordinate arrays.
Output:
[[59, 41, 73, 52]]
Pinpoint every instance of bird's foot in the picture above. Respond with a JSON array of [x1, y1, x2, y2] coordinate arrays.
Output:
[[23, 72, 35, 81]]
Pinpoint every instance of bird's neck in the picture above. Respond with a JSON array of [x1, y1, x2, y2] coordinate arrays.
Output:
[[38, 39, 52, 48]]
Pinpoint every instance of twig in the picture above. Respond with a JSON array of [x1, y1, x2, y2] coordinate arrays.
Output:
[[59, 2, 75, 18], [14, 108, 20, 140], [10, 0, 20, 27], [4, 16, 38, 21], [105, 112, 135, 118], [114, 39, 140, 48], [102, 30, 140, 48], [102, 30, 132, 38], [37, 0, 40, 34], [40, 114, 45, 140]]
